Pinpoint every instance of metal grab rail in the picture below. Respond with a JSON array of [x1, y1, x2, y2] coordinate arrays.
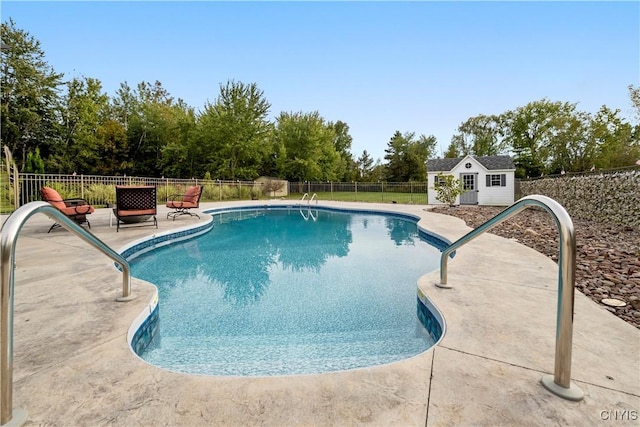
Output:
[[436, 195, 584, 401], [299, 193, 317, 206], [1, 201, 134, 425], [299, 194, 318, 221]]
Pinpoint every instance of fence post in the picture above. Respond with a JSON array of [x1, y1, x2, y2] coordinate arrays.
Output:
[[381, 181, 384, 202], [354, 181, 357, 201]]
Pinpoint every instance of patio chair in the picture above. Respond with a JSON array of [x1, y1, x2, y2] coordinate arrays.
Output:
[[40, 186, 95, 233], [113, 185, 158, 232], [166, 185, 202, 220]]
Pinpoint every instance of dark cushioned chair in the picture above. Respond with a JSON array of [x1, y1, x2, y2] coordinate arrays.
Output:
[[113, 185, 158, 232], [40, 186, 95, 233], [166, 185, 202, 220]]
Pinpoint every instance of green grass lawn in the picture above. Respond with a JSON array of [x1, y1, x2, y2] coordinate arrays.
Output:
[[284, 191, 428, 204]]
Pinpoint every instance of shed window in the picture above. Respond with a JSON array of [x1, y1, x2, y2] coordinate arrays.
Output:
[[433, 176, 446, 187], [486, 174, 506, 187]]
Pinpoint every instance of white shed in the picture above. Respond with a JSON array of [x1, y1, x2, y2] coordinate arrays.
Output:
[[427, 155, 516, 206]]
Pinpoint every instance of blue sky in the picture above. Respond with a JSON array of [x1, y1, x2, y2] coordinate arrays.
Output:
[[2, 1, 639, 161]]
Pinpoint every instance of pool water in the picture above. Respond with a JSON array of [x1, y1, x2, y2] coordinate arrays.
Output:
[[131, 208, 443, 376]]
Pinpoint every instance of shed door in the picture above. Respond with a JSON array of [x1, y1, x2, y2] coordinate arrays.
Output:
[[459, 173, 478, 205]]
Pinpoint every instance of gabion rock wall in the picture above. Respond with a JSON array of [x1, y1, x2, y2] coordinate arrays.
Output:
[[520, 170, 640, 228]]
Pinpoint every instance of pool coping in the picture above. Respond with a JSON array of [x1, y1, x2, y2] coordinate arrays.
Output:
[[5, 200, 640, 426]]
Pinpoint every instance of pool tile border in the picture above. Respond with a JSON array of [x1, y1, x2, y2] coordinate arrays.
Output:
[[119, 218, 214, 262]]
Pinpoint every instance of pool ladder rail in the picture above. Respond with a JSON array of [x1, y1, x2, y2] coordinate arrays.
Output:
[[299, 193, 318, 221], [436, 194, 584, 402], [1, 201, 135, 426]]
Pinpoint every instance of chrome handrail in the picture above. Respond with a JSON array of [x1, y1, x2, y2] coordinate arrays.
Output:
[[308, 194, 318, 221], [1, 201, 134, 425], [299, 193, 318, 221], [436, 195, 584, 401], [299, 193, 309, 220]]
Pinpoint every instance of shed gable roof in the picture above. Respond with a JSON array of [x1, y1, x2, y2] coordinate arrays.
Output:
[[427, 155, 515, 172]]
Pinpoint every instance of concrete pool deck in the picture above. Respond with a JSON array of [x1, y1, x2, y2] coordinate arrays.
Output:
[[2, 200, 639, 426]]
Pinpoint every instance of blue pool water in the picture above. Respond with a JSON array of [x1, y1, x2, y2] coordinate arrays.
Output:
[[130, 207, 444, 376]]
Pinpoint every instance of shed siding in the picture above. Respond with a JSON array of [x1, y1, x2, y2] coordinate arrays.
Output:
[[478, 170, 514, 205]]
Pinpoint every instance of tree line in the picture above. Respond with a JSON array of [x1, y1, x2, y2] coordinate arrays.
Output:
[[444, 95, 640, 177], [2, 19, 638, 182]]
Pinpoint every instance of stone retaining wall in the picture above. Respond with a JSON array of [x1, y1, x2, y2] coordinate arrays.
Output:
[[519, 170, 639, 228]]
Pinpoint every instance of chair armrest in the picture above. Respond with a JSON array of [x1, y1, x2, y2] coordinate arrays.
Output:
[[167, 194, 186, 202], [71, 204, 93, 215], [63, 198, 88, 207]]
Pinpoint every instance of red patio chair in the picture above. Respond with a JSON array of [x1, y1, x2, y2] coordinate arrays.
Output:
[[166, 185, 202, 220], [40, 186, 95, 233]]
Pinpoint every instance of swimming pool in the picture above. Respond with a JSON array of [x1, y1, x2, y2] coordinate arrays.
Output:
[[127, 205, 447, 376]]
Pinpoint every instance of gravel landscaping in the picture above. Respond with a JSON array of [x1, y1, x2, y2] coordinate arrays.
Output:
[[430, 205, 640, 329]]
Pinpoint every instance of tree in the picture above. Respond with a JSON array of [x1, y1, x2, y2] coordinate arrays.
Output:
[[545, 108, 592, 174], [356, 149, 374, 181], [369, 158, 385, 182], [159, 100, 198, 178], [110, 81, 139, 130], [328, 120, 354, 180], [627, 84, 640, 157], [1, 19, 63, 171], [590, 106, 637, 169], [415, 134, 438, 165], [453, 114, 506, 156], [24, 146, 45, 173], [443, 138, 461, 158], [432, 173, 465, 207], [127, 81, 178, 176], [273, 111, 341, 181], [384, 131, 436, 181], [629, 84, 640, 124], [501, 99, 576, 178], [196, 80, 272, 180], [47, 76, 109, 174], [94, 119, 131, 175], [384, 131, 408, 181]]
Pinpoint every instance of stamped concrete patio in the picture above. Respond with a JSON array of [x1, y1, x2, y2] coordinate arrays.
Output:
[[3, 200, 639, 426]]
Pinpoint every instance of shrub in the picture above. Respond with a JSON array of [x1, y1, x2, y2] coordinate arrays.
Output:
[[201, 183, 220, 201], [251, 186, 263, 199], [84, 184, 116, 206], [221, 185, 237, 200], [0, 170, 14, 212], [46, 182, 78, 200], [158, 184, 182, 204], [432, 173, 465, 207]]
